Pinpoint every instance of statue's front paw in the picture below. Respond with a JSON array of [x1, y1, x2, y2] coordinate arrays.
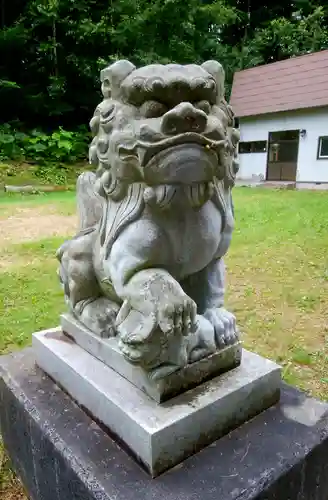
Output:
[[117, 308, 188, 376], [204, 307, 239, 349]]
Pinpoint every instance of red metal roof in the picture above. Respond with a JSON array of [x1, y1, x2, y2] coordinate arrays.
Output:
[[230, 49, 328, 118]]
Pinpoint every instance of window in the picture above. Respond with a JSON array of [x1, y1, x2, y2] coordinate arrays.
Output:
[[317, 136, 328, 159], [239, 141, 267, 154], [269, 130, 299, 142]]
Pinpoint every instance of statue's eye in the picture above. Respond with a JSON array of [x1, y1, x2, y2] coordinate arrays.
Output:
[[140, 100, 168, 118], [194, 100, 211, 115]]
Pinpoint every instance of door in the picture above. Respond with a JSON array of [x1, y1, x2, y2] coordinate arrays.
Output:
[[266, 130, 299, 181]]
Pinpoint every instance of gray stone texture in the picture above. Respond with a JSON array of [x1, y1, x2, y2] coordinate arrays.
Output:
[[1, 348, 328, 500], [56, 59, 241, 381], [61, 313, 242, 403], [32, 327, 281, 477]]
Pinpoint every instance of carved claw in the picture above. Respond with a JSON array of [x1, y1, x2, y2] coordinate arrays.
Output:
[[187, 315, 216, 363], [204, 307, 239, 349], [116, 307, 156, 345], [157, 297, 197, 338], [76, 297, 120, 338]]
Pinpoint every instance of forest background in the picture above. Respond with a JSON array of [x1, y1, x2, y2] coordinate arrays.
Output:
[[1, 0, 327, 169]]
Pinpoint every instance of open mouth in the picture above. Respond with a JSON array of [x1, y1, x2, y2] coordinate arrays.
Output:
[[142, 142, 219, 186], [138, 132, 226, 168]]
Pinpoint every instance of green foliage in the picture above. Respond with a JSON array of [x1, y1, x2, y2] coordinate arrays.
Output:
[[0, 0, 327, 127], [247, 6, 328, 65], [0, 124, 89, 165], [0, 124, 26, 160], [25, 127, 88, 163], [0, 124, 89, 185], [32, 163, 69, 185]]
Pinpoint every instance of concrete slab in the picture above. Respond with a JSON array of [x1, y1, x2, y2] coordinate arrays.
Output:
[[32, 327, 281, 477], [61, 313, 242, 403], [1, 348, 328, 500]]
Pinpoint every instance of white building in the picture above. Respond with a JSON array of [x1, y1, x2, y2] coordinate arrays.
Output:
[[230, 50, 328, 186]]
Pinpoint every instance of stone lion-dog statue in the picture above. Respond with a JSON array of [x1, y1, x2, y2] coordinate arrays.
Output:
[[57, 59, 240, 380]]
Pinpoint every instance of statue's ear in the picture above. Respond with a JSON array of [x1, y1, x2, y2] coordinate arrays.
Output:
[[201, 60, 225, 102], [100, 60, 136, 99]]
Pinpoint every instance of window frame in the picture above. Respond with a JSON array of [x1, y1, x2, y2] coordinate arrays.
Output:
[[239, 140, 267, 154], [269, 130, 299, 142], [317, 136, 328, 160]]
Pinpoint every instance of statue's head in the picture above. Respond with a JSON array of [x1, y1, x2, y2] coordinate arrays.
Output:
[[89, 60, 239, 206]]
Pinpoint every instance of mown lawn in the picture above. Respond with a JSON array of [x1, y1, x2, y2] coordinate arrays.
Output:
[[0, 187, 328, 498]]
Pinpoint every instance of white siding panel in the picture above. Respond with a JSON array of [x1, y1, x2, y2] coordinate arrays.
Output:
[[238, 153, 267, 180], [237, 108, 328, 182]]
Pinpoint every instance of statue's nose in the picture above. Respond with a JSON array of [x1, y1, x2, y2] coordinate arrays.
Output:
[[161, 102, 207, 135]]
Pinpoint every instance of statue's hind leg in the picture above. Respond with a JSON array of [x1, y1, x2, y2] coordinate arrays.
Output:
[[57, 229, 119, 338]]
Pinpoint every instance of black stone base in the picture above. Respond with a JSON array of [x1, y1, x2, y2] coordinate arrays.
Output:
[[1, 349, 328, 500]]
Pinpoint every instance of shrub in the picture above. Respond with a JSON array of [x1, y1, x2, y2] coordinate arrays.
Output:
[[0, 123, 89, 164]]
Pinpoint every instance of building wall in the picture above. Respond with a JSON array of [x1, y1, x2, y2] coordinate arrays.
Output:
[[237, 107, 328, 183]]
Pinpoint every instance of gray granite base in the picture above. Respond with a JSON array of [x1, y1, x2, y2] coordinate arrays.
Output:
[[2, 349, 328, 500], [61, 313, 242, 403], [32, 327, 281, 477]]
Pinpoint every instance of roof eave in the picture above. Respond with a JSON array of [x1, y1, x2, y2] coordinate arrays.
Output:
[[233, 102, 327, 119]]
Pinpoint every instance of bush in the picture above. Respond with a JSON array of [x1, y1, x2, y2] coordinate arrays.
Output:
[[0, 123, 26, 160], [0, 123, 89, 164]]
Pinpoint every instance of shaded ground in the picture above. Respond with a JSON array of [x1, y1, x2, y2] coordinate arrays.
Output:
[[0, 188, 327, 499]]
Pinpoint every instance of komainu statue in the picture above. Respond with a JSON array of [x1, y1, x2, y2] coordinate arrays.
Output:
[[57, 60, 240, 380]]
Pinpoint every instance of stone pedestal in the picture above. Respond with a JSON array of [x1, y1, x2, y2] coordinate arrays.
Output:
[[1, 348, 328, 500], [60, 313, 242, 403], [32, 327, 280, 477]]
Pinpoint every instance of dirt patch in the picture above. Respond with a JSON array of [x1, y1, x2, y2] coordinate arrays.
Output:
[[0, 203, 64, 219], [1, 485, 27, 500], [0, 207, 77, 248]]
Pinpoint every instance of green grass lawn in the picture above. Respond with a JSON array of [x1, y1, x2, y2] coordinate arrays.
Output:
[[0, 187, 328, 498]]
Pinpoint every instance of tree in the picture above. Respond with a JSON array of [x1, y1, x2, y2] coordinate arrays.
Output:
[[246, 6, 328, 65], [0, 0, 327, 128]]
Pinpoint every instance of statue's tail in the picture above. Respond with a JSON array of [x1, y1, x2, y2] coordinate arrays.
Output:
[[76, 171, 103, 232], [56, 171, 102, 264], [56, 171, 102, 309]]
